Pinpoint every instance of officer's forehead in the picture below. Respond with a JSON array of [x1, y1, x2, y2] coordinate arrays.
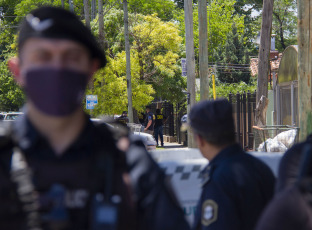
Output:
[[20, 38, 90, 55]]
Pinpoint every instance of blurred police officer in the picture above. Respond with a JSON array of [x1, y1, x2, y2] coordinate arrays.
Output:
[[0, 6, 190, 230], [144, 105, 155, 135], [189, 99, 275, 230], [154, 109, 167, 147], [256, 141, 312, 230]]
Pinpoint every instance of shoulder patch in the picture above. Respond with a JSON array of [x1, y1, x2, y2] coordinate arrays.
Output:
[[201, 199, 218, 227]]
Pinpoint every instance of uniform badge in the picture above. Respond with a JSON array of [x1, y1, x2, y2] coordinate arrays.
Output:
[[201, 199, 218, 226]]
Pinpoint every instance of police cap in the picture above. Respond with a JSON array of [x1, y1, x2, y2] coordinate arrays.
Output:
[[189, 99, 235, 144], [18, 6, 107, 68]]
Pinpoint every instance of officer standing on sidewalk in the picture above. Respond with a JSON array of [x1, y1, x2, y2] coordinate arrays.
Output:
[[154, 109, 168, 147], [189, 99, 275, 230], [144, 105, 155, 135]]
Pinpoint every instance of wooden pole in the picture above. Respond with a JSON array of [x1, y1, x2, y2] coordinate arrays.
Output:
[[298, 0, 312, 140], [98, 0, 104, 48], [84, 0, 90, 28], [69, 0, 74, 11], [257, 0, 273, 102], [91, 0, 96, 20], [184, 0, 196, 147], [256, 0, 273, 126], [123, 0, 133, 123], [198, 0, 209, 100]]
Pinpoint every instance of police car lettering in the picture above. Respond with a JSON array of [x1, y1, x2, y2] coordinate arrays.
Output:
[[201, 199, 218, 226]]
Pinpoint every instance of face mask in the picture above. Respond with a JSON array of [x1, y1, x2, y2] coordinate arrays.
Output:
[[25, 68, 88, 116]]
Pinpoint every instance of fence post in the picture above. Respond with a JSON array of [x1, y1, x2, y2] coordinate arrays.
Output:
[[170, 103, 174, 136], [247, 91, 253, 150], [243, 92, 247, 149], [229, 93, 233, 104], [236, 93, 241, 144]]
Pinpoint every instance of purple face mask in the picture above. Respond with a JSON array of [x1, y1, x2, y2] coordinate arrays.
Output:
[[25, 68, 88, 116]]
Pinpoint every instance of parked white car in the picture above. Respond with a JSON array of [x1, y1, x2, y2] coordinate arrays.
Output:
[[0, 112, 24, 121]]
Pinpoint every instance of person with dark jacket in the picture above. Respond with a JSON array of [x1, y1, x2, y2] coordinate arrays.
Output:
[[0, 6, 190, 230], [144, 106, 155, 135], [189, 99, 275, 230], [255, 137, 312, 230], [154, 109, 167, 147]]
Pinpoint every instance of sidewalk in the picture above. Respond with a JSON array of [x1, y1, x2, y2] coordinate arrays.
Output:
[[155, 141, 187, 150]]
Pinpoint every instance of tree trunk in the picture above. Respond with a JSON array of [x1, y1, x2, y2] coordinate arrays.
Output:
[[84, 0, 90, 28], [298, 0, 312, 141], [61, 0, 64, 8]]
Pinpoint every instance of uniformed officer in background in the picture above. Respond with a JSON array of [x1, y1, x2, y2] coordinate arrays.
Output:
[[154, 108, 168, 147], [189, 99, 275, 230], [144, 105, 155, 135], [0, 6, 190, 230]]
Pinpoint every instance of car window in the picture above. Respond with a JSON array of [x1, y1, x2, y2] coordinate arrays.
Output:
[[5, 114, 22, 120]]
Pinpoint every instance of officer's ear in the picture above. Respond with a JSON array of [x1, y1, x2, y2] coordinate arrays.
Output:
[[8, 57, 24, 86], [87, 58, 100, 82], [194, 133, 205, 148]]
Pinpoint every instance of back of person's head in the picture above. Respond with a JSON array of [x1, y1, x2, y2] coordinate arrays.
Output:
[[189, 99, 236, 147], [122, 111, 127, 116], [146, 105, 151, 111], [18, 6, 106, 68]]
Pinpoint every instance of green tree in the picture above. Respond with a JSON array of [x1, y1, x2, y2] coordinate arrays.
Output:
[[175, 0, 245, 61], [173, 0, 198, 9], [89, 11, 184, 115], [0, 49, 25, 111], [87, 52, 155, 115], [127, 0, 176, 21], [272, 0, 297, 51], [213, 23, 251, 84]]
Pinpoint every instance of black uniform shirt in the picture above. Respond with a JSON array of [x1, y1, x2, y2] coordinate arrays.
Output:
[[193, 144, 275, 230], [0, 115, 136, 230], [154, 113, 167, 128]]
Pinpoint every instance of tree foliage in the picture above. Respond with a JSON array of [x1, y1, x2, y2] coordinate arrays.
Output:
[[213, 23, 251, 84], [175, 0, 245, 61], [272, 0, 297, 51], [89, 11, 184, 115], [127, 0, 176, 21]]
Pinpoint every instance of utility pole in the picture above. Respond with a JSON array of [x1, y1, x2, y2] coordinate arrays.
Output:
[[198, 0, 209, 100], [69, 0, 74, 11], [184, 0, 196, 148], [62, 0, 64, 8], [91, 0, 96, 20], [298, 0, 312, 140], [84, 0, 90, 28], [98, 0, 104, 48], [123, 0, 133, 123], [257, 0, 274, 102], [256, 0, 273, 125]]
